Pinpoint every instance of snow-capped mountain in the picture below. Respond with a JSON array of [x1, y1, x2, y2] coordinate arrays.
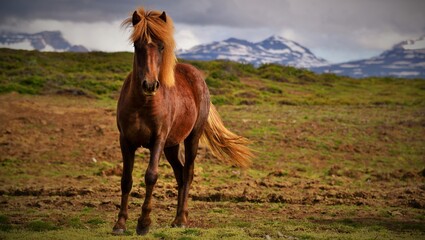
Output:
[[2, 30, 424, 79], [312, 36, 425, 79], [0, 31, 88, 52], [179, 35, 425, 79], [178, 35, 329, 68]]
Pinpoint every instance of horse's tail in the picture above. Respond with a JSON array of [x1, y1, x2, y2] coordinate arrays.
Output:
[[200, 104, 254, 168]]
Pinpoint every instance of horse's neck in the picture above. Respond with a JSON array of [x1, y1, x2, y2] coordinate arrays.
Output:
[[128, 71, 142, 95]]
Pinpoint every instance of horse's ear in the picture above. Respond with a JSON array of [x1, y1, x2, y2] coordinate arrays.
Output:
[[159, 11, 167, 23], [132, 11, 141, 26]]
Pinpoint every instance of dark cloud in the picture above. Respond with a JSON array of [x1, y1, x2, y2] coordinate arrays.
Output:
[[150, 0, 291, 28], [0, 0, 289, 26], [0, 0, 134, 22], [2, 0, 424, 34], [1, 0, 424, 62]]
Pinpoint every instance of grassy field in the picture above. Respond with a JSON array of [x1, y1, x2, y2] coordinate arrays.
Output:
[[0, 49, 424, 239], [1, 48, 424, 106]]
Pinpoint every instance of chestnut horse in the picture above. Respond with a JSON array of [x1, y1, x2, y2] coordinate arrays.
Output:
[[113, 7, 253, 235]]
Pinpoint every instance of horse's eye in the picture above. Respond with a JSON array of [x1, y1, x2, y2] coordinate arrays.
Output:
[[158, 44, 165, 52]]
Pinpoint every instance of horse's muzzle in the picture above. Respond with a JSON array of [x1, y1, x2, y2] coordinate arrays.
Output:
[[142, 80, 160, 96]]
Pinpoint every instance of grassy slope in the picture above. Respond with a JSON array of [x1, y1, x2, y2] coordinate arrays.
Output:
[[1, 48, 424, 105], [0, 49, 424, 239]]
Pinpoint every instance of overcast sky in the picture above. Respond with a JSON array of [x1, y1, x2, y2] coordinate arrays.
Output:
[[1, 0, 424, 63]]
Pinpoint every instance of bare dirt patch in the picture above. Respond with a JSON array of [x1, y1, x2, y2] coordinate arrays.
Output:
[[0, 93, 424, 237]]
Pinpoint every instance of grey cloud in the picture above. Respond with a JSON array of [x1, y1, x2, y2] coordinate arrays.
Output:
[[0, 0, 134, 23], [2, 0, 424, 34], [154, 0, 425, 32], [1, 0, 424, 62]]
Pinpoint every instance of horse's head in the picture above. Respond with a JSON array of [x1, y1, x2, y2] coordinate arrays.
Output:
[[134, 36, 163, 95], [132, 11, 166, 96], [123, 8, 177, 96]]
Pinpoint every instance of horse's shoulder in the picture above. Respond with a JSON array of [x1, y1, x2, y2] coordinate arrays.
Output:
[[175, 63, 203, 78], [174, 63, 209, 101]]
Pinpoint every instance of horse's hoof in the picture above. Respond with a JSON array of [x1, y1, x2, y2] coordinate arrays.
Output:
[[136, 225, 150, 235], [171, 222, 186, 228], [112, 228, 125, 235]]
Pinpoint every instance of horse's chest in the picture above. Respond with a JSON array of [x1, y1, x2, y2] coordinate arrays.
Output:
[[121, 113, 156, 148]]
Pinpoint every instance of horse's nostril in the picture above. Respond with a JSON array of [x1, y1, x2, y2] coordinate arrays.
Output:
[[142, 80, 159, 95], [142, 80, 148, 89]]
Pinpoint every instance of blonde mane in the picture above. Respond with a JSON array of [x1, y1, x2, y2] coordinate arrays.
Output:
[[122, 7, 176, 87]]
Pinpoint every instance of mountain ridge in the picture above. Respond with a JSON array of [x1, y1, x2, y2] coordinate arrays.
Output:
[[178, 35, 329, 68], [1, 30, 424, 79], [179, 35, 425, 79], [312, 35, 425, 79], [0, 31, 88, 52]]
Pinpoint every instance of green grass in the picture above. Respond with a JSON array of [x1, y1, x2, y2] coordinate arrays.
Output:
[[2, 223, 422, 240], [0, 49, 132, 97], [1, 226, 254, 240], [0, 215, 13, 232], [1, 49, 424, 105], [26, 220, 60, 232]]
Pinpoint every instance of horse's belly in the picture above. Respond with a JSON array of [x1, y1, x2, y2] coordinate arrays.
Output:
[[165, 114, 197, 147]]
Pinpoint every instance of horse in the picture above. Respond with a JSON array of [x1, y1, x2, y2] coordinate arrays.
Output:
[[113, 7, 254, 235]]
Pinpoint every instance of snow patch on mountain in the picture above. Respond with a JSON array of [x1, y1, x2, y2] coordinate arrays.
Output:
[[0, 31, 89, 52], [313, 35, 425, 79], [178, 35, 329, 68], [398, 36, 425, 50], [1, 38, 33, 50]]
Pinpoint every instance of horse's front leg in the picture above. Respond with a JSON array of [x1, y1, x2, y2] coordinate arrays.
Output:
[[136, 138, 165, 235], [171, 136, 199, 227], [113, 136, 136, 235]]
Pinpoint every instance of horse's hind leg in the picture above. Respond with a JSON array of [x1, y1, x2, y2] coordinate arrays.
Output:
[[172, 134, 201, 227], [164, 145, 186, 227], [113, 136, 136, 235]]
